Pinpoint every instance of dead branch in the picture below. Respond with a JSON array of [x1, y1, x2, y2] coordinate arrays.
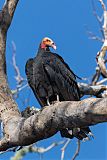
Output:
[[96, 48, 107, 78], [11, 41, 28, 100], [2, 0, 19, 32], [61, 139, 71, 160], [11, 41, 24, 85], [71, 140, 80, 160], [0, 97, 107, 151], [0, 0, 21, 152], [96, 0, 107, 78], [11, 141, 65, 160], [99, 0, 106, 11], [91, 0, 107, 89], [96, 78, 107, 85], [87, 30, 104, 42], [91, 66, 101, 85], [78, 82, 107, 97], [91, 0, 104, 38]]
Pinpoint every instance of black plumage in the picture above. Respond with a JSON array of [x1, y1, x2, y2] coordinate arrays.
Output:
[[25, 37, 93, 140]]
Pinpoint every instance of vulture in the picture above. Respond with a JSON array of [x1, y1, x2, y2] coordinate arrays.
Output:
[[25, 37, 93, 140]]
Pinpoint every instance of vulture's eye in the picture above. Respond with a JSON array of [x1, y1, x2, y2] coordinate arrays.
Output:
[[46, 39, 50, 42]]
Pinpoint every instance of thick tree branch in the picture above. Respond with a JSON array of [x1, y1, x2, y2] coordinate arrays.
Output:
[[0, 0, 20, 99], [0, 97, 107, 151], [2, 0, 19, 31], [0, 0, 21, 152], [78, 82, 107, 97]]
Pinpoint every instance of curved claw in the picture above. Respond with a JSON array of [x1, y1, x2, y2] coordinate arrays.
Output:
[[47, 98, 51, 106]]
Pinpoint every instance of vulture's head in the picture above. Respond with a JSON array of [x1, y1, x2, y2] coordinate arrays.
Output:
[[40, 37, 56, 50]]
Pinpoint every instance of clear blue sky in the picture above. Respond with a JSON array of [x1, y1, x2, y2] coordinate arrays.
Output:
[[0, 0, 107, 160]]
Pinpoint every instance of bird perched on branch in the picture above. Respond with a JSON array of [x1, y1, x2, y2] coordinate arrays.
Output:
[[25, 37, 93, 140]]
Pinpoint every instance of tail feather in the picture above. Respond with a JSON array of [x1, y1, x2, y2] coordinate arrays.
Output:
[[60, 127, 94, 141], [81, 127, 94, 139]]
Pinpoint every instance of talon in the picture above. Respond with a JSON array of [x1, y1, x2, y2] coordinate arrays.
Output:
[[47, 98, 51, 106], [68, 129, 73, 135], [88, 132, 94, 138], [83, 137, 90, 142], [57, 95, 60, 102]]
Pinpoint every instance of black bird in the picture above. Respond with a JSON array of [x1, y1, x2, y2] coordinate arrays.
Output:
[[25, 37, 93, 140]]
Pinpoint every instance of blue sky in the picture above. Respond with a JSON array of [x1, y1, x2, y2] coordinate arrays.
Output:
[[0, 0, 107, 160]]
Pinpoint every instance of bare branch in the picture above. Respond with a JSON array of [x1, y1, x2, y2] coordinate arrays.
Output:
[[61, 139, 71, 160], [11, 141, 65, 160], [99, 0, 107, 40], [91, 0, 104, 38], [0, 98, 107, 151], [87, 30, 104, 42], [91, 66, 101, 85], [96, 78, 107, 85], [11, 41, 24, 85], [72, 140, 80, 160], [0, 0, 22, 152], [78, 82, 107, 97], [99, 0, 106, 11], [92, 0, 107, 81], [0, 0, 21, 104], [1, 0, 19, 31], [96, 48, 107, 78], [11, 84, 28, 96]]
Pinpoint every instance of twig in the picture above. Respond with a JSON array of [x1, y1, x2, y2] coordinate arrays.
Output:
[[11, 83, 28, 95], [91, 66, 101, 85], [96, 78, 107, 85], [32, 141, 65, 153], [0, 147, 16, 155], [85, 25, 104, 43], [78, 82, 107, 97], [61, 139, 71, 160], [99, 0, 106, 11], [92, 0, 107, 83], [87, 30, 104, 42], [12, 41, 24, 85], [11, 141, 65, 160], [91, 0, 104, 38], [71, 140, 80, 160]]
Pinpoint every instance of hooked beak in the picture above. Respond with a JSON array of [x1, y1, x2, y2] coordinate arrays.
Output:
[[51, 43, 57, 50]]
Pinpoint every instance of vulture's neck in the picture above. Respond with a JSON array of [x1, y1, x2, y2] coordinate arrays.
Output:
[[38, 44, 50, 54]]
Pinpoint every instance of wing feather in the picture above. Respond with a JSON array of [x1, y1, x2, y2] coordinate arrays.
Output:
[[44, 54, 80, 101], [25, 58, 46, 107]]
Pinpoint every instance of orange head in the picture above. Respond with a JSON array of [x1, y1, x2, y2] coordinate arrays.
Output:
[[40, 37, 56, 50]]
